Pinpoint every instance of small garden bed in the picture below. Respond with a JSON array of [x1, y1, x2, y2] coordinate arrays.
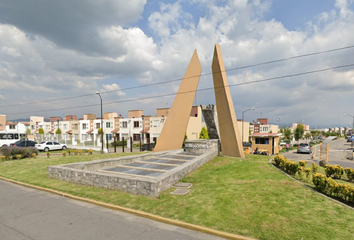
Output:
[[272, 155, 354, 205]]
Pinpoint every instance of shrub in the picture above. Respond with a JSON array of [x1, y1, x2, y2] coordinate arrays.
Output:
[[312, 162, 318, 174], [111, 140, 127, 147], [62, 151, 67, 157], [32, 153, 37, 158], [274, 155, 285, 167], [313, 173, 354, 203], [78, 150, 82, 155], [325, 164, 344, 179], [273, 155, 298, 175], [0, 155, 5, 162], [46, 152, 50, 158], [88, 149, 93, 155], [15, 154, 22, 160], [74, 150, 78, 155], [298, 166, 304, 176], [313, 173, 328, 192], [345, 168, 354, 182], [304, 167, 312, 179], [299, 161, 307, 167], [0, 146, 38, 160]]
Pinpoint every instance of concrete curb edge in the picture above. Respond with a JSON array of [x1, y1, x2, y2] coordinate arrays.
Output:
[[0, 176, 256, 240]]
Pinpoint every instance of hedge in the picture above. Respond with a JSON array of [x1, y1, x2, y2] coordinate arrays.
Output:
[[0, 146, 38, 160]]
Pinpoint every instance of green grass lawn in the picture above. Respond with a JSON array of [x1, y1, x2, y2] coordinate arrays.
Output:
[[1, 153, 354, 240]]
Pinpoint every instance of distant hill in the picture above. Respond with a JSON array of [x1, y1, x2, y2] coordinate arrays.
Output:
[[8, 118, 50, 123], [8, 118, 30, 123]]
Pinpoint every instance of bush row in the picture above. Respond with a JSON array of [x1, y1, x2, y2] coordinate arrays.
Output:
[[325, 164, 344, 179], [313, 173, 354, 203], [0, 146, 38, 160]]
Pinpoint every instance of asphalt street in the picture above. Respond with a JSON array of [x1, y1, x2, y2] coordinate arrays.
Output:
[[0, 180, 224, 240], [281, 139, 354, 169]]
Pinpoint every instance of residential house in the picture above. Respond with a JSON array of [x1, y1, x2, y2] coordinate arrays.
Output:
[[0, 114, 6, 131]]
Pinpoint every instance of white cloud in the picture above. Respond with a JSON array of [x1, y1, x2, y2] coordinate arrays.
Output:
[[102, 84, 126, 96]]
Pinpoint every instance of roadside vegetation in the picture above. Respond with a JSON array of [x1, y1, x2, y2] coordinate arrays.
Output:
[[1, 153, 354, 239], [273, 155, 354, 204]]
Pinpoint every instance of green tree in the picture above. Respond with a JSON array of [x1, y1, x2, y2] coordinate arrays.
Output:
[[284, 128, 292, 142], [97, 128, 104, 135], [199, 127, 210, 139], [294, 122, 305, 142], [38, 127, 44, 141], [26, 128, 31, 136], [55, 128, 61, 135], [305, 132, 312, 140]]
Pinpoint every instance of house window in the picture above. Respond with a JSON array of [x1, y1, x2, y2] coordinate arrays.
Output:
[[255, 138, 270, 144], [133, 134, 140, 141], [153, 120, 159, 127], [9, 125, 15, 129], [122, 122, 127, 128], [96, 123, 100, 129], [63, 124, 67, 130], [73, 124, 78, 130], [263, 127, 268, 132], [107, 134, 112, 140], [82, 123, 87, 129], [106, 122, 111, 128], [134, 121, 139, 128]]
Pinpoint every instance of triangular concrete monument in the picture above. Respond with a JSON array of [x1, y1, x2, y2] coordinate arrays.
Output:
[[153, 50, 202, 152], [211, 44, 245, 158]]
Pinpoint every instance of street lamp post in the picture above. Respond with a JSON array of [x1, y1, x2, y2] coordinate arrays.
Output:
[[344, 113, 354, 149], [242, 107, 255, 144], [96, 92, 103, 153]]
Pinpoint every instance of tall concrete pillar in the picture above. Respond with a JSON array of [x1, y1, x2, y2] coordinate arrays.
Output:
[[211, 44, 245, 158], [153, 50, 202, 152]]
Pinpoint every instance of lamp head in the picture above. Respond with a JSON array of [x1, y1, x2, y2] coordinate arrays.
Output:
[[251, 107, 255, 110], [96, 91, 100, 95]]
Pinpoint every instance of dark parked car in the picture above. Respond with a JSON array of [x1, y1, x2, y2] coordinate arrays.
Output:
[[10, 140, 37, 148]]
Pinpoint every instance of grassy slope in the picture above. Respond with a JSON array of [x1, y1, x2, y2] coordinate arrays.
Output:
[[0, 153, 353, 240]]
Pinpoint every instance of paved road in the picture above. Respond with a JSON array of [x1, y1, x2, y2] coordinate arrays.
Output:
[[281, 139, 354, 168], [0, 180, 224, 240]]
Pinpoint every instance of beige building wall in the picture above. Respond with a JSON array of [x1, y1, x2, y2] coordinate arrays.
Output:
[[186, 106, 202, 140], [129, 110, 144, 119], [30, 116, 44, 133], [237, 121, 250, 143], [104, 112, 118, 119], [83, 114, 96, 120], [156, 108, 170, 117], [0, 114, 6, 131]]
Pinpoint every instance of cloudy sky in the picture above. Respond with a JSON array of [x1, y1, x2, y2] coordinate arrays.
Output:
[[0, 0, 354, 127]]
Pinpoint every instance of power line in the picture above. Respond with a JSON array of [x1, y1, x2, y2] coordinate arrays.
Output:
[[1, 44, 354, 108], [6, 62, 354, 115]]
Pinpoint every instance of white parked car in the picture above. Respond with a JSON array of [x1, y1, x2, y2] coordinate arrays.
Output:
[[36, 141, 67, 152]]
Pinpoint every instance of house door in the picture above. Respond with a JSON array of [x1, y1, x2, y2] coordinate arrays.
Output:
[[272, 137, 275, 155]]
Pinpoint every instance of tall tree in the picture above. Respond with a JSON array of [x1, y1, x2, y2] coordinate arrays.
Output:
[[284, 128, 292, 142], [294, 122, 305, 142]]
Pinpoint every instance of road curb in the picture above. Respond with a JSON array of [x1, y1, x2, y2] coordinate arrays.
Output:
[[0, 176, 256, 240]]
